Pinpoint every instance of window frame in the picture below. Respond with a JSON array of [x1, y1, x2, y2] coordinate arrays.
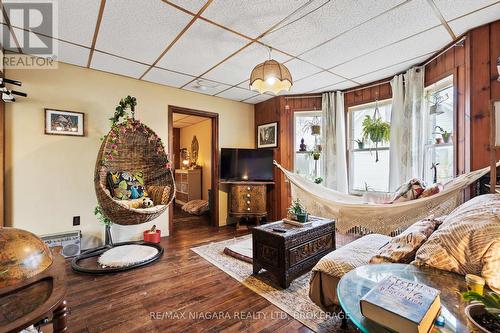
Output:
[[293, 110, 323, 180], [347, 99, 392, 195]]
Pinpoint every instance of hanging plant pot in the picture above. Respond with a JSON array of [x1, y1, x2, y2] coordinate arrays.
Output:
[[311, 125, 321, 136], [361, 114, 390, 163]]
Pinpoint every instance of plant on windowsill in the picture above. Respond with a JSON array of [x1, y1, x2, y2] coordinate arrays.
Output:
[[314, 177, 323, 184], [462, 291, 500, 333], [434, 125, 452, 144], [361, 114, 390, 162], [354, 138, 365, 149], [287, 198, 308, 223]]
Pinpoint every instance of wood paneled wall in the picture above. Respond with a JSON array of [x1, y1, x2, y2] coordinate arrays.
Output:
[[468, 21, 500, 170], [344, 80, 392, 108], [254, 95, 321, 220]]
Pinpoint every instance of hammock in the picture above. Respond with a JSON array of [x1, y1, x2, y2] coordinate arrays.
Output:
[[274, 161, 498, 236]]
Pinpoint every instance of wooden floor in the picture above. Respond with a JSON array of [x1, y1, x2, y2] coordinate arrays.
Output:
[[64, 217, 313, 333]]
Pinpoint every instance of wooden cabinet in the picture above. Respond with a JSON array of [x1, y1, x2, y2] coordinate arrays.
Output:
[[227, 182, 270, 229], [175, 169, 201, 205]]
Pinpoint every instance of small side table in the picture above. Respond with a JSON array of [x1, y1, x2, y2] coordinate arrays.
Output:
[[0, 254, 68, 333], [252, 217, 335, 288], [337, 263, 471, 333]]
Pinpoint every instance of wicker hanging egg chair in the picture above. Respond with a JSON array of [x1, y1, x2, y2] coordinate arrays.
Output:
[[72, 96, 174, 274], [95, 119, 175, 225]]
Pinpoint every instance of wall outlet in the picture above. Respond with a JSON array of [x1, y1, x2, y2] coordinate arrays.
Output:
[[73, 216, 80, 226]]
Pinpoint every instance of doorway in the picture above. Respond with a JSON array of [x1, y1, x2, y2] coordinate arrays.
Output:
[[168, 106, 219, 234]]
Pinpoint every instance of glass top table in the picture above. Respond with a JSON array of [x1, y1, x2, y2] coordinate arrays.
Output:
[[337, 264, 472, 333]]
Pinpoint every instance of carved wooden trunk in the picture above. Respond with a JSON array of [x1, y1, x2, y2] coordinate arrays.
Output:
[[252, 217, 335, 288], [229, 184, 267, 218]]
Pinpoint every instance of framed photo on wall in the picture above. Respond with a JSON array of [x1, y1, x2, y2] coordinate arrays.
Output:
[[257, 122, 278, 148], [45, 109, 85, 136]]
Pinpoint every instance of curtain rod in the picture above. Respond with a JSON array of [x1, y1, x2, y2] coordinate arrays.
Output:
[[342, 35, 467, 95], [284, 95, 322, 99]]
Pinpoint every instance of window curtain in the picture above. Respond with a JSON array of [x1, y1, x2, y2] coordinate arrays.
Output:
[[389, 67, 426, 191], [321, 91, 348, 193]]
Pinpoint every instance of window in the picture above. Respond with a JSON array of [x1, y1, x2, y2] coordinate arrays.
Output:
[[423, 76, 455, 184], [348, 100, 392, 193], [293, 111, 323, 181]]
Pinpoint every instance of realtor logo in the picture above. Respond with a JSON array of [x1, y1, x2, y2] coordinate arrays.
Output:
[[1, 0, 58, 69]]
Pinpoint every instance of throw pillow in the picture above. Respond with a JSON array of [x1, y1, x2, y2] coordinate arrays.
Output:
[[370, 217, 441, 264], [146, 185, 171, 205], [391, 178, 426, 203], [107, 171, 146, 200], [413, 194, 500, 292], [420, 183, 443, 198]]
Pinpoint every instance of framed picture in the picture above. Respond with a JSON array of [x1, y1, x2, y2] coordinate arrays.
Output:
[[257, 122, 278, 148], [45, 109, 85, 136]]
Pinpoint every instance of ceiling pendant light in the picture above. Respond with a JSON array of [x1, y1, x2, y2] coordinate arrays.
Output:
[[249, 47, 293, 95]]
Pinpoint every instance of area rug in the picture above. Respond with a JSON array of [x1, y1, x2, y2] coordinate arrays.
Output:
[[191, 235, 357, 333]]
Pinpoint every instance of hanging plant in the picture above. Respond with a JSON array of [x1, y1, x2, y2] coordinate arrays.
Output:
[[303, 116, 321, 136], [110, 95, 137, 126], [361, 113, 390, 162]]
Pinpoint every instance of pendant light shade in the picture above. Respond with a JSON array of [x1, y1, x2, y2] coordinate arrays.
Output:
[[249, 59, 293, 95]]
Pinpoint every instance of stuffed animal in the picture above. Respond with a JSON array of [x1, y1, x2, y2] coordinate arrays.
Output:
[[142, 197, 154, 208], [130, 185, 140, 199]]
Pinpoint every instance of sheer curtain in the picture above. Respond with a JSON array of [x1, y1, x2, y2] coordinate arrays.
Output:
[[389, 67, 426, 191], [321, 91, 348, 192]]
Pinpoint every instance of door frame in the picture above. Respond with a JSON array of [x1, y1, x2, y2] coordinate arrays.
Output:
[[168, 105, 219, 234]]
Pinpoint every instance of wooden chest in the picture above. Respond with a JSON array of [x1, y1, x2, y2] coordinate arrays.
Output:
[[229, 183, 267, 218], [252, 217, 335, 288]]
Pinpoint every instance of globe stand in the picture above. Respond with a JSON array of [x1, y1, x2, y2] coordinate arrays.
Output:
[[71, 225, 163, 274]]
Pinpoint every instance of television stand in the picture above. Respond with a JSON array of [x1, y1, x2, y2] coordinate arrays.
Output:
[[225, 181, 273, 229]]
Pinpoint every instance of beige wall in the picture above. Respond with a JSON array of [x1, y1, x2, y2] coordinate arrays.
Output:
[[179, 119, 211, 201], [5, 62, 254, 248]]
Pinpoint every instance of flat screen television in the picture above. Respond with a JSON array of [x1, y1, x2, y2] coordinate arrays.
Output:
[[220, 148, 274, 181]]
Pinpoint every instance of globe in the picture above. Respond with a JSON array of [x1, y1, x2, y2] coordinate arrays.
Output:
[[0, 227, 53, 288]]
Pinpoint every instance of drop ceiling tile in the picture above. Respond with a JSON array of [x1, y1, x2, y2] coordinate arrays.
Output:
[[332, 26, 450, 79], [448, 3, 500, 36], [173, 113, 189, 121], [183, 78, 232, 95], [243, 94, 274, 104], [433, 0, 498, 21], [143, 67, 195, 87], [202, 0, 309, 38], [10, 26, 55, 56], [260, 0, 406, 55], [57, 0, 102, 46], [353, 53, 432, 84], [157, 19, 248, 77], [95, 0, 192, 64], [301, 0, 441, 70], [56, 41, 90, 67], [91, 51, 149, 79], [284, 58, 323, 81], [216, 87, 257, 101], [204, 43, 290, 85], [310, 80, 358, 93], [238, 80, 251, 89], [287, 71, 344, 94], [168, 0, 207, 13]]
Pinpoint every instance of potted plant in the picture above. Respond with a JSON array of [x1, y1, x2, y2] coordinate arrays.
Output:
[[354, 138, 365, 149], [361, 115, 391, 162], [428, 92, 448, 115], [314, 177, 323, 184], [303, 116, 321, 136], [462, 291, 500, 333], [287, 199, 308, 223], [434, 126, 452, 144]]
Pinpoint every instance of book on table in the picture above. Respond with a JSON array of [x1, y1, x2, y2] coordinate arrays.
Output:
[[360, 275, 441, 333]]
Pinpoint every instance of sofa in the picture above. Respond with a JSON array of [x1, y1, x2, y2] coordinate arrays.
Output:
[[309, 194, 500, 312]]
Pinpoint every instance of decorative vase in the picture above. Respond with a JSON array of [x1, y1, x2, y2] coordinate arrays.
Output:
[[465, 303, 495, 333], [296, 213, 308, 223]]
